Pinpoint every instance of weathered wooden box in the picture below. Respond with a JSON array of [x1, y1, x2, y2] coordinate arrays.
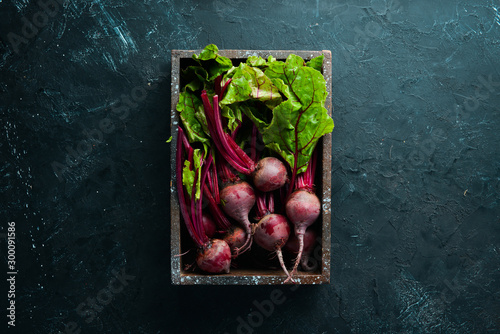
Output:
[[170, 49, 332, 285]]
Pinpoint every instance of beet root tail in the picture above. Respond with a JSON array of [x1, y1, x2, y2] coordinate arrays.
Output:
[[291, 233, 304, 277], [234, 232, 252, 258], [278, 249, 295, 284]]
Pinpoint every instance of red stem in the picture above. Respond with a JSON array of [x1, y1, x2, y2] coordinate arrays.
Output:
[[204, 152, 220, 203], [176, 127, 204, 247], [215, 150, 238, 184], [268, 192, 274, 214], [214, 76, 232, 98], [196, 154, 212, 241], [210, 157, 220, 203], [220, 78, 232, 98], [201, 91, 255, 175], [256, 190, 275, 218], [203, 185, 232, 230], [256, 190, 268, 218], [225, 135, 255, 174], [213, 95, 252, 171], [180, 130, 192, 154], [293, 147, 318, 192], [190, 172, 201, 240]]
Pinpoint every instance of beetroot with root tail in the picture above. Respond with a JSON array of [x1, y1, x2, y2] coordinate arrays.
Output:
[[285, 228, 318, 271], [223, 226, 247, 256], [254, 214, 291, 252], [252, 157, 288, 192], [196, 239, 232, 274], [284, 147, 321, 281], [285, 189, 321, 276], [286, 190, 321, 228], [220, 181, 256, 255], [254, 214, 291, 250], [254, 214, 292, 282], [253, 190, 294, 282]]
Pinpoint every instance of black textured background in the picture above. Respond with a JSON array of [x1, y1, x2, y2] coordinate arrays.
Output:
[[1, 0, 500, 333]]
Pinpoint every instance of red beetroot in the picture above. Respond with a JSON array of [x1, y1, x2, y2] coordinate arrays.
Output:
[[285, 228, 317, 271], [253, 191, 293, 282], [196, 239, 231, 274], [254, 214, 291, 252], [286, 190, 320, 275], [220, 181, 256, 255], [223, 226, 247, 256], [254, 214, 292, 280], [285, 149, 321, 281], [252, 157, 288, 192]]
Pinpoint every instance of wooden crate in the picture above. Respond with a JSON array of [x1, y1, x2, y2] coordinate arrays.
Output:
[[170, 49, 332, 285]]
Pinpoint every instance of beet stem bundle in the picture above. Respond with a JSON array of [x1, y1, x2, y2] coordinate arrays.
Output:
[[176, 127, 231, 274], [201, 91, 287, 193]]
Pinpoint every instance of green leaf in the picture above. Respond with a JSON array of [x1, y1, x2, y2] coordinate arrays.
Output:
[[286, 53, 306, 68], [182, 149, 203, 200], [193, 44, 221, 61], [182, 160, 195, 198], [263, 100, 301, 167], [285, 63, 327, 109], [181, 66, 209, 92], [265, 54, 326, 107], [241, 103, 270, 133], [263, 60, 285, 81], [264, 54, 307, 84], [221, 105, 243, 133], [271, 78, 298, 102], [220, 63, 282, 109], [246, 56, 267, 67], [306, 55, 324, 72], [260, 55, 334, 173], [263, 101, 333, 174], [193, 44, 233, 81], [166, 136, 172, 143], [176, 90, 210, 147]]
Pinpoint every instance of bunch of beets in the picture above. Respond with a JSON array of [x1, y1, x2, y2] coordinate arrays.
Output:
[[175, 45, 333, 283]]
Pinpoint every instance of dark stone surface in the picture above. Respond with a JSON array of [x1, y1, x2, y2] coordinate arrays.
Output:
[[1, 0, 499, 333]]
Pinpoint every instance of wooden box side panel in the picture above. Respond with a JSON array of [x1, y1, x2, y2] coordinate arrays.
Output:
[[170, 51, 182, 284]]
